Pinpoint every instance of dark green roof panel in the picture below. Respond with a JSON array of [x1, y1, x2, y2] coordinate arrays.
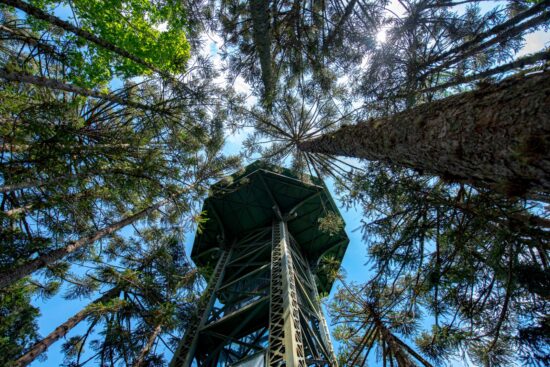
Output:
[[191, 161, 349, 295]]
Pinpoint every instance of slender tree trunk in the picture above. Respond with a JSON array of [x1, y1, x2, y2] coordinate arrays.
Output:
[[366, 303, 432, 367], [421, 10, 550, 79], [250, 0, 274, 105], [0, 168, 155, 194], [0, 170, 94, 194], [14, 288, 120, 367], [132, 324, 162, 367], [0, 0, 194, 96], [300, 70, 550, 197], [0, 198, 169, 288], [0, 68, 162, 112], [0, 23, 67, 61], [323, 0, 358, 51], [424, 0, 550, 66], [415, 49, 550, 95], [3, 203, 34, 217], [0, 0, 162, 75]]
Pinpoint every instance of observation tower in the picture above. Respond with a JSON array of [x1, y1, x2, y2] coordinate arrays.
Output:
[[171, 161, 349, 366]]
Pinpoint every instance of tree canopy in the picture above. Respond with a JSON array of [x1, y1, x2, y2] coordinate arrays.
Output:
[[0, 0, 548, 366]]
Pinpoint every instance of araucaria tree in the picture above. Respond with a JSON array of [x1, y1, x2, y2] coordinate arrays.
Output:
[[1, 0, 550, 366], [300, 70, 550, 198], [1, 1, 240, 364]]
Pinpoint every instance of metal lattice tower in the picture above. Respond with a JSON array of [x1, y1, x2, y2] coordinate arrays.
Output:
[[170, 162, 349, 367]]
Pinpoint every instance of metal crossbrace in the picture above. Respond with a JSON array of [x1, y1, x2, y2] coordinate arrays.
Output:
[[307, 269, 338, 366], [170, 249, 231, 367], [268, 221, 307, 367], [289, 236, 338, 366]]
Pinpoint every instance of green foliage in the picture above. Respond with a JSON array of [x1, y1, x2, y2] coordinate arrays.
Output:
[[318, 211, 344, 237], [27, 0, 191, 84], [0, 282, 40, 365], [332, 162, 550, 366]]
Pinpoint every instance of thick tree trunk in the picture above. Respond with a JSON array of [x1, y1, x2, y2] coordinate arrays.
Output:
[[299, 70, 550, 197], [14, 288, 120, 367], [0, 198, 168, 289], [0, 68, 161, 112], [132, 324, 162, 367]]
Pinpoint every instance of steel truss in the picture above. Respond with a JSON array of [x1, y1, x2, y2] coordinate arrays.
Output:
[[171, 223, 337, 367]]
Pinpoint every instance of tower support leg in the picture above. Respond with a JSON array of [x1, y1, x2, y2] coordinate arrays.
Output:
[[170, 249, 231, 367], [268, 221, 306, 366], [307, 265, 338, 366]]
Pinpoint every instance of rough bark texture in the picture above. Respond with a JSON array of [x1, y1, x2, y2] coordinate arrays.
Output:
[[299, 70, 550, 197], [14, 288, 120, 367], [0, 199, 168, 289]]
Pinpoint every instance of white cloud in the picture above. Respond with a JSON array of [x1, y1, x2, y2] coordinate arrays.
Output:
[[518, 30, 550, 57]]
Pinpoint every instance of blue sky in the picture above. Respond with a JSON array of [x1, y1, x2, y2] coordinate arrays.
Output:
[[24, 1, 550, 366]]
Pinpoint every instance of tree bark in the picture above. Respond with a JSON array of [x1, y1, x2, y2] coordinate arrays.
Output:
[[299, 70, 550, 197], [0, 68, 162, 112], [0, 198, 169, 289], [14, 288, 120, 367], [132, 324, 162, 367], [250, 0, 274, 105], [366, 303, 420, 367]]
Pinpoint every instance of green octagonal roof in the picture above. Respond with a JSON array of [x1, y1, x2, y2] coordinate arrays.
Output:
[[191, 161, 349, 295]]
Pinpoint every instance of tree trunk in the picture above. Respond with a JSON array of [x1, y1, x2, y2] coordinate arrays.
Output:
[[416, 49, 550, 95], [0, 170, 96, 194], [0, 0, 162, 75], [0, 23, 67, 61], [250, 0, 274, 105], [0, 198, 169, 289], [323, 0, 358, 51], [0, 0, 194, 96], [424, 0, 550, 67], [367, 303, 432, 367], [132, 324, 162, 367], [0, 68, 162, 112], [422, 11, 550, 79], [0, 168, 154, 194], [299, 70, 550, 197], [14, 288, 120, 367]]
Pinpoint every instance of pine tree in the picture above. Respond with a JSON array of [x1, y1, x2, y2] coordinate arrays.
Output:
[[300, 70, 550, 198], [332, 161, 549, 365]]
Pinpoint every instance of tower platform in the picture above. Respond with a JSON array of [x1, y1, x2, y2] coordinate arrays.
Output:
[[171, 161, 349, 367]]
